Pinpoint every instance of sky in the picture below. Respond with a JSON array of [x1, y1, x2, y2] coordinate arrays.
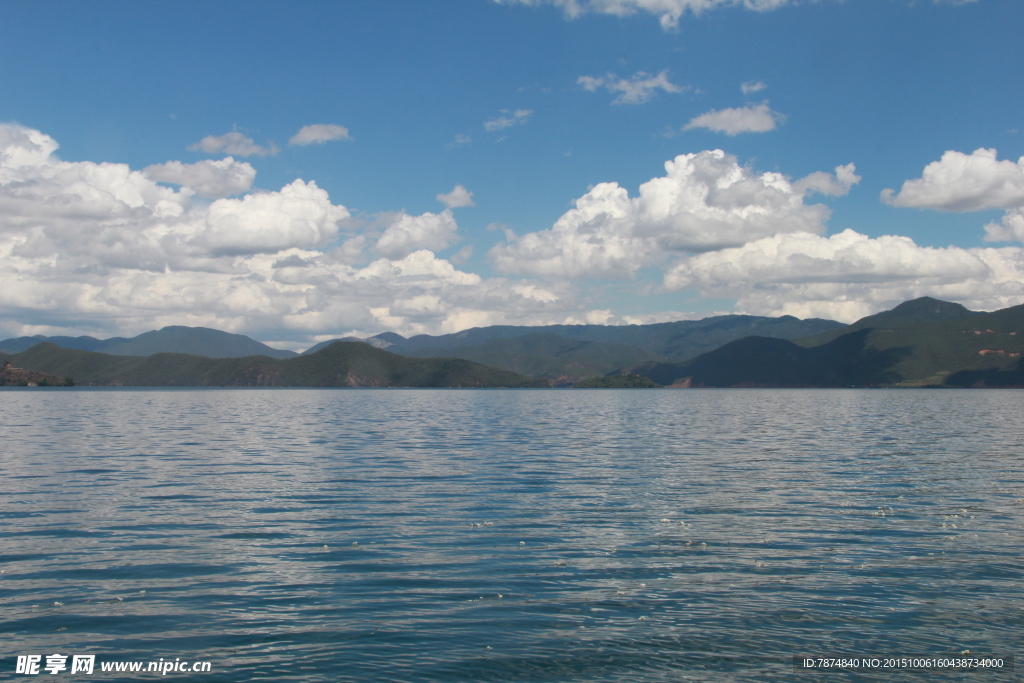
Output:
[[1, 0, 1023, 350]]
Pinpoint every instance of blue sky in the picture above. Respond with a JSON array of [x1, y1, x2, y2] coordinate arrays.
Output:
[[1, 0, 1022, 348]]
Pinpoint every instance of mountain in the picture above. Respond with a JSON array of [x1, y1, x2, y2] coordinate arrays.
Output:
[[291, 315, 842, 381], [1, 315, 840, 374], [370, 332, 407, 345], [301, 333, 400, 355], [0, 326, 297, 359], [388, 315, 843, 361], [632, 329, 906, 387], [0, 334, 118, 354], [796, 296, 978, 348], [628, 298, 1024, 388], [400, 332, 658, 382], [1, 341, 547, 388]]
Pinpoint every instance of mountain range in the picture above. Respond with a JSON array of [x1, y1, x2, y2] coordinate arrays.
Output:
[[0, 314, 843, 383], [301, 315, 843, 382], [0, 326, 296, 359], [5, 297, 1024, 387], [1, 341, 546, 388], [629, 297, 1024, 388]]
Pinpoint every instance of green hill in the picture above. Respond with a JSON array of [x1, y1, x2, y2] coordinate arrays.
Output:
[[632, 329, 907, 387], [629, 298, 1024, 388], [401, 332, 658, 383], [573, 373, 662, 388], [796, 296, 978, 348], [0, 362, 72, 386], [300, 333, 397, 355], [3, 342, 547, 388]]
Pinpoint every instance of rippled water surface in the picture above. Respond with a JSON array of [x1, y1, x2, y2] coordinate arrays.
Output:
[[2, 388, 1022, 681]]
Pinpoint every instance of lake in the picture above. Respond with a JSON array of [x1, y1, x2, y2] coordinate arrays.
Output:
[[1, 388, 1021, 681]]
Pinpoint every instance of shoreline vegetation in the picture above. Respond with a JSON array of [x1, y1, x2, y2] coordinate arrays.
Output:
[[0, 363, 74, 387], [3, 297, 1024, 388]]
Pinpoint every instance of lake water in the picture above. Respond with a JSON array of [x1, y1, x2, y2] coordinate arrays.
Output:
[[1, 388, 1021, 682]]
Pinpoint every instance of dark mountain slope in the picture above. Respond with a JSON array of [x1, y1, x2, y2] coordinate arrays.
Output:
[[630, 300, 1024, 388], [401, 332, 658, 381], [633, 329, 909, 387], [301, 333, 397, 355], [797, 297, 979, 347], [4, 342, 546, 388]]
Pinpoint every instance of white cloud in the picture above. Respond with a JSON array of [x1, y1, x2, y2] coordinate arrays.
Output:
[[198, 179, 349, 256], [449, 244, 474, 264], [0, 125, 193, 270], [577, 70, 685, 105], [0, 125, 346, 266], [883, 148, 1024, 245], [289, 124, 351, 146], [143, 157, 256, 198], [683, 102, 783, 135], [882, 148, 1024, 212], [740, 80, 766, 95], [188, 131, 279, 157], [0, 124, 623, 342], [663, 229, 1024, 322], [449, 134, 473, 147], [498, 0, 969, 30], [794, 163, 861, 197], [436, 184, 475, 208], [374, 209, 461, 259], [0, 124, 59, 167], [496, 0, 790, 29], [489, 150, 858, 279], [985, 208, 1024, 243], [484, 109, 533, 132]]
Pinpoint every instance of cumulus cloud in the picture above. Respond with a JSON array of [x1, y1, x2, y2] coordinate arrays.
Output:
[[484, 109, 533, 132], [740, 80, 766, 95], [198, 180, 349, 256], [663, 229, 1024, 322], [577, 70, 685, 105], [883, 148, 1024, 245], [374, 210, 461, 260], [436, 184, 475, 208], [684, 102, 783, 135], [985, 209, 1024, 243], [490, 150, 859, 279], [882, 148, 1024, 212], [0, 125, 347, 268], [794, 163, 861, 197], [188, 131, 279, 157], [143, 157, 256, 198], [495, 0, 791, 29], [0, 124, 618, 342], [289, 124, 351, 146], [0, 124, 58, 167], [0, 126, 192, 262]]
